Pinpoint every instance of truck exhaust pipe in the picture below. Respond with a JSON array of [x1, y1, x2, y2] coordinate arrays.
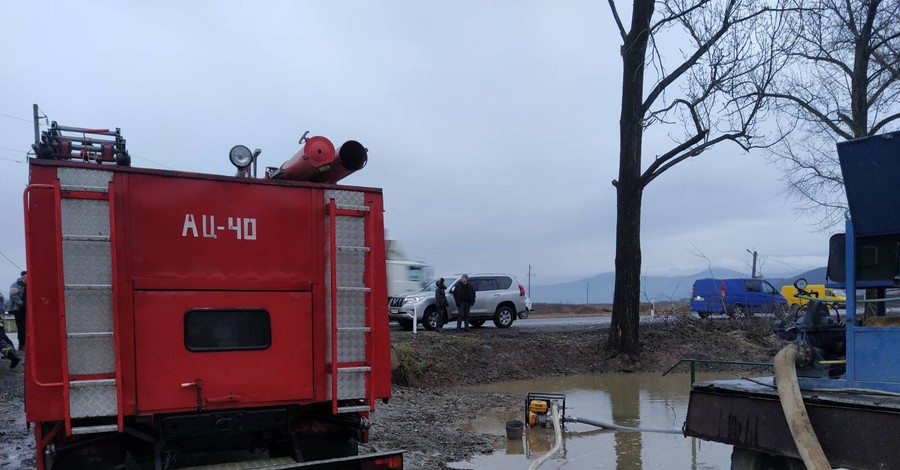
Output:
[[309, 140, 368, 184], [268, 135, 336, 181]]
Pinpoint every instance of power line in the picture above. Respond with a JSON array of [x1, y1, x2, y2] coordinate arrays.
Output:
[[763, 253, 828, 259], [0, 113, 32, 123], [131, 154, 175, 170], [759, 255, 802, 271], [0, 146, 28, 164], [0, 250, 22, 270], [0, 146, 27, 154]]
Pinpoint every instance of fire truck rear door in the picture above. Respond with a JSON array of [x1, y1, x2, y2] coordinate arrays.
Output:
[[133, 290, 314, 413]]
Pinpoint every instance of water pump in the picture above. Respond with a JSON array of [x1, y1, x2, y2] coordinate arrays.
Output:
[[525, 392, 566, 428]]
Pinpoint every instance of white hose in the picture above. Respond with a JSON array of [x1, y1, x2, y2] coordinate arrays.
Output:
[[529, 403, 564, 470], [774, 345, 830, 470]]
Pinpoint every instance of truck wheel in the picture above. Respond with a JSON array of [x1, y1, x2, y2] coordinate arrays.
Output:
[[730, 447, 772, 470], [732, 304, 747, 317], [300, 434, 359, 461], [422, 307, 439, 331], [493, 305, 515, 328], [470, 320, 485, 328], [696, 311, 710, 319], [397, 319, 414, 331], [771, 456, 804, 470]]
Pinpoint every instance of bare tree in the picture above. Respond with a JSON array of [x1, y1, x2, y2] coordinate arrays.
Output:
[[607, 0, 781, 356], [770, 0, 900, 229]]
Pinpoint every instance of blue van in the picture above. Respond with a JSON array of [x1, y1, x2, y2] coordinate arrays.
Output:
[[690, 278, 787, 317]]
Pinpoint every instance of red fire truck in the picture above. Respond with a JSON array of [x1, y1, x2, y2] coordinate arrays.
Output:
[[23, 113, 401, 469]]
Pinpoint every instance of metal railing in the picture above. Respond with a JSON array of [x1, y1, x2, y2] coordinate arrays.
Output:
[[663, 358, 773, 386]]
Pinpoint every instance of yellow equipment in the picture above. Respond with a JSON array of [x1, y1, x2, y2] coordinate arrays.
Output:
[[525, 392, 565, 428]]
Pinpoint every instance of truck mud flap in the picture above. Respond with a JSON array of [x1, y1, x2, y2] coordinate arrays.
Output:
[[177, 451, 404, 470]]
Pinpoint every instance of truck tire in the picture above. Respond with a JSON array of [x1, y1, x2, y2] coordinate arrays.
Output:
[[730, 447, 771, 469], [301, 434, 359, 461], [696, 311, 710, 319], [493, 305, 515, 328], [470, 320, 486, 328], [731, 304, 748, 317]]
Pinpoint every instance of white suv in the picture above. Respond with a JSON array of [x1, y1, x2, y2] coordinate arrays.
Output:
[[388, 273, 528, 330]]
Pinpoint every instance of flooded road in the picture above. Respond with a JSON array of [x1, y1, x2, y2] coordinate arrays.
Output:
[[448, 372, 734, 469]]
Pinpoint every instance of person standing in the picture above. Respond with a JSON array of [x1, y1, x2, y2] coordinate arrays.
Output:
[[0, 293, 19, 368], [434, 278, 449, 332], [9, 271, 26, 352], [451, 274, 476, 332]]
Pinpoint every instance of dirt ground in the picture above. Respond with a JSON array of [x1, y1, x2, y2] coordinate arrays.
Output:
[[0, 314, 782, 470], [529, 302, 688, 318], [0, 356, 34, 470]]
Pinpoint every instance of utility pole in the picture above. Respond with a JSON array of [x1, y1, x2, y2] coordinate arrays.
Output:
[[33, 104, 41, 147], [586, 283, 589, 304], [746, 249, 758, 278], [527, 264, 534, 298]]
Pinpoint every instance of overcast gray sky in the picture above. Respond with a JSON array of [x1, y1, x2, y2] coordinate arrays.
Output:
[[0, 1, 833, 287]]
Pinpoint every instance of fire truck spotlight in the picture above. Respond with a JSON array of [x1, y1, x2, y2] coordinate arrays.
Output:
[[229, 145, 253, 169]]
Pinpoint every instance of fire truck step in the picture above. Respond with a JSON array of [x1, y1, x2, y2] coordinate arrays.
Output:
[[67, 332, 114, 339], [336, 245, 370, 252], [65, 284, 112, 290], [337, 366, 371, 373], [336, 287, 370, 293], [69, 378, 117, 418], [60, 185, 109, 193], [333, 204, 369, 212], [177, 457, 298, 470], [70, 378, 116, 387], [336, 405, 371, 414], [336, 327, 370, 333], [70, 424, 118, 435], [62, 235, 111, 242]]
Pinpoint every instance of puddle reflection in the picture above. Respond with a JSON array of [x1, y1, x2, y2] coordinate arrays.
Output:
[[449, 373, 732, 469]]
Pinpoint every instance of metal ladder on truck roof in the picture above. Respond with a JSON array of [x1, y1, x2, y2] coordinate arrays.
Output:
[[56, 167, 123, 436], [325, 190, 375, 415]]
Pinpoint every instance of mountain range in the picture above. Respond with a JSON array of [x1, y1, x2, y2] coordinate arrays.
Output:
[[531, 267, 827, 304]]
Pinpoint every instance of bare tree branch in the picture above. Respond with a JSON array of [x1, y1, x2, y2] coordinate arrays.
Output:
[[607, 0, 628, 42], [767, 0, 900, 229], [766, 92, 854, 139]]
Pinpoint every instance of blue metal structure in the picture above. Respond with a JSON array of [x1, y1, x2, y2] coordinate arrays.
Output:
[[685, 132, 900, 468], [798, 131, 900, 393]]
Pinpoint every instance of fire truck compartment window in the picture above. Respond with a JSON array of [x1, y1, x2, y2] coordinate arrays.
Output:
[[184, 309, 271, 352]]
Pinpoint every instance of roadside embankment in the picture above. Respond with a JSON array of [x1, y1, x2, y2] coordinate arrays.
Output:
[[391, 316, 782, 388]]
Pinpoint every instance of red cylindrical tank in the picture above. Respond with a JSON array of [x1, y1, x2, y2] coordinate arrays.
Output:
[[275, 136, 336, 181], [309, 140, 368, 184]]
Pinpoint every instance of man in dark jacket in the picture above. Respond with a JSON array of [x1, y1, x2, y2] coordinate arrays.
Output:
[[9, 271, 26, 352], [0, 293, 19, 368], [434, 278, 449, 332], [451, 274, 476, 331]]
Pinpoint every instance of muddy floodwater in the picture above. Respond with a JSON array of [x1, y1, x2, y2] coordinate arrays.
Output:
[[448, 372, 734, 469]]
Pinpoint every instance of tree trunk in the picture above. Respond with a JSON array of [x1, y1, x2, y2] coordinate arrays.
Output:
[[850, 0, 880, 139], [608, 0, 654, 357]]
